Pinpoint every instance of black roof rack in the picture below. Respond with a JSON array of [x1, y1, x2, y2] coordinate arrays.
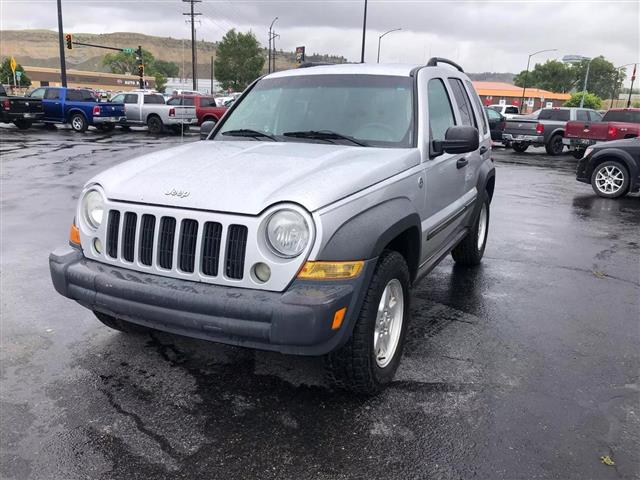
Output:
[[426, 57, 464, 73], [297, 62, 334, 68]]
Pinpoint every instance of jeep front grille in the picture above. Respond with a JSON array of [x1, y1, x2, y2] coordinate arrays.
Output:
[[105, 210, 247, 279]]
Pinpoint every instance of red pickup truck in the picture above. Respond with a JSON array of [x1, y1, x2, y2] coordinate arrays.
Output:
[[167, 95, 227, 126], [564, 108, 640, 158]]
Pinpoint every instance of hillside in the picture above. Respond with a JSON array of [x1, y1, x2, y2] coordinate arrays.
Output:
[[0, 29, 347, 77], [0, 30, 514, 83]]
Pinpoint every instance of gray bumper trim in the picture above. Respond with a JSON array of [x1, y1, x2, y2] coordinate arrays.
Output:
[[49, 247, 376, 356]]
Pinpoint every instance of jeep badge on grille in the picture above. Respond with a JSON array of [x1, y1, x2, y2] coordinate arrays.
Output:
[[165, 189, 190, 198]]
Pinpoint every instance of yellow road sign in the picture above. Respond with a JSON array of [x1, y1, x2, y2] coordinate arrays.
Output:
[[10, 57, 17, 73]]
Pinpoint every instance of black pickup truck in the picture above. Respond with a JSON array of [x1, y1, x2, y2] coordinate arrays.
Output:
[[1, 84, 44, 129]]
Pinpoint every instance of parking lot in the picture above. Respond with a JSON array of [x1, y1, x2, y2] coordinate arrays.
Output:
[[1, 125, 639, 480]]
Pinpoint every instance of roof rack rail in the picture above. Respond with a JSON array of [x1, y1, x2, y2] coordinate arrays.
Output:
[[426, 57, 464, 73]]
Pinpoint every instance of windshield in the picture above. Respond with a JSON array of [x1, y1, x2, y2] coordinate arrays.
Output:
[[603, 110, 640, 124], [214, 74, 414, 148]]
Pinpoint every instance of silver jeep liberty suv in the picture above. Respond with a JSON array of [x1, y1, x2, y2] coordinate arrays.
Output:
[[50, 58, 495, 394]]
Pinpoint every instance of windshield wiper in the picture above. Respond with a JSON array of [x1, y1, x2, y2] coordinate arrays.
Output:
[[282, 130, 368, 147], [221, 129, 277, 141]]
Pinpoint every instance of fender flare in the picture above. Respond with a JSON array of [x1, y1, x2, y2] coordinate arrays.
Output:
[[318, 197, 421, 263], [588, 148, 638, 184], [66, 109, 87, 123]]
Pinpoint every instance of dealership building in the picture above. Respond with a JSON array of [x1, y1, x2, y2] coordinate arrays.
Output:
[[21, 66, 156, 91], [473, 81, 571, 113]]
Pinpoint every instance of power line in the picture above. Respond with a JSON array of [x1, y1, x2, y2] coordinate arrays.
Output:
[[183, 0, 202, 90]]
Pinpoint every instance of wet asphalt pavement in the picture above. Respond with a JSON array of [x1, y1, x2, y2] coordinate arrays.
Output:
[[1, 124, 639, 480]]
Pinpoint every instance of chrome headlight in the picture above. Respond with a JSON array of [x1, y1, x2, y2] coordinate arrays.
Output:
[[81, 189, 105, 230], [266, 209, 310, 258]]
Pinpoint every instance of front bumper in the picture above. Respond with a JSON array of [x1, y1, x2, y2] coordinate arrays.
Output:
[[93, 116, 126, 125], [502, 133, 544, 144], [49, 247, 375, 356]]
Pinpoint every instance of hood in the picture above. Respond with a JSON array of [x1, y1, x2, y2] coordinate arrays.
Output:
[[90, 140, 420, 215]]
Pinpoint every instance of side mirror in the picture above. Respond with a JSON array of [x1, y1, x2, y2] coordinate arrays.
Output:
[[200, 120, 216, 140], [432, 125, 479, 157]]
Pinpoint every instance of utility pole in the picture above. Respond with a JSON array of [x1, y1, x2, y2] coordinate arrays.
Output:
[[136, 45, 144, 89], [271, 33, 279, 72], [56, 0, 67, 86], [628, 64, 637, 108], [210, 56, 214, 93], [268, 17, 278, 74], [360, 0, 368, 63], [183, 0, 202, 91]]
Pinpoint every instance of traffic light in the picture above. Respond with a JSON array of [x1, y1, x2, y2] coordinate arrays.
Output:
[[138, 64, 144, 77], [65, 34, 73, 50]]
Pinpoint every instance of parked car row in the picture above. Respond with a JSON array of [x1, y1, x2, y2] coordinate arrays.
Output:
[[487, 106, 639, 158], [1, 86, 229, 134]]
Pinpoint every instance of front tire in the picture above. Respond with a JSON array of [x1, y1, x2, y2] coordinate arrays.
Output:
[[451, 195, 490, 266], [545, 134, 564, 156], [325, 250, 410, 395], [69, 113, 88, 132], [591, 161, 629, 198], [512, 142, 529, 153], [94, 311, 154, 334]]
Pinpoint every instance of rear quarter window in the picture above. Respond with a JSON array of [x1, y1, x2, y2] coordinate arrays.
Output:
[[539, 109, 570, 121], [144, 95, 165, 104]]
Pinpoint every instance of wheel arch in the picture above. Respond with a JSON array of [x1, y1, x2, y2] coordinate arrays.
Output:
[[66, 109, 87, 123], [588, 149, 636, 180], [146, 112, 162, 123], [318, 198, 422, 282]]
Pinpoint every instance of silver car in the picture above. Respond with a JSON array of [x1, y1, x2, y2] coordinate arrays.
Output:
[[50, 59, 495, 393]]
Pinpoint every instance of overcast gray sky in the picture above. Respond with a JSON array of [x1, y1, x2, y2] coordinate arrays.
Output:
[[1, 0, 639, 84]]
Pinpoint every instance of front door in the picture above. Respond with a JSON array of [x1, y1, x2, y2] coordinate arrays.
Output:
[[43, 88, 63, 120], [420, 76, 469, 263]]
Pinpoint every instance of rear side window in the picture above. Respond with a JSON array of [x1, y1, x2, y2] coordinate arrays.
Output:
[[448, 78, 476, 127], [44, 89, 61, 100], [505, 106, 519, 114], [465, 79, 488, 135], [144, 94, 165, 104], [183, 97, 195, 106], [124, 94, 138, 104], [80, 90, 96, 102], [202, 97, 217, 107], [486, 108, 501, 120], [65, 90, 81, 101], [576, 110, 588, 122], [538, 109, 570, 121], [428, 78, 456, 141]]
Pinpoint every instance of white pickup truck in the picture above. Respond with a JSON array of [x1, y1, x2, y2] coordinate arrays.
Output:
[[109, 90, 197, 134]]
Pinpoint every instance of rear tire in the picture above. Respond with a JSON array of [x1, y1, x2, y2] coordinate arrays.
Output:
[[69, 113, 88, 132], [147, 115, 164, 134], [451, 194, 490, 266], [590, 160, 629, 199], [325, 250, 410, 395], [94, 311, 154, 334], [545, 134, 564, 156], [13, 119, 32, 129], [512, 142, 529, 153]]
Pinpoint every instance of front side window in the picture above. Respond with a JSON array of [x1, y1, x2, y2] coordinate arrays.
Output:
[[215, 74, 414, 148], [144, 94, 165, 104], [44, 89, 61, 100], [124, 94, 138, 104], [30, 88, 45, 99], [427, 78, 456, 141], [110, 94, 125, 103], [448, 78, 476, 127], [166, 97, 182, 106]]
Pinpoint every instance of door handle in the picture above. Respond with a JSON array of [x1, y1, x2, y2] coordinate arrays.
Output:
[[456, 158, 469, 169], [479, 146, 488, 155]]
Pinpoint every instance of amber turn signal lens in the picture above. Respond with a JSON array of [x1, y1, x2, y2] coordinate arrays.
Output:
[[332, 307, 347, 330], [297, 261, 364, 280], [69, 223, 81, 245]]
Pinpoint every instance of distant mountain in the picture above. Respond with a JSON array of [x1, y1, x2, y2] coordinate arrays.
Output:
[[0, 30, 515, 84]]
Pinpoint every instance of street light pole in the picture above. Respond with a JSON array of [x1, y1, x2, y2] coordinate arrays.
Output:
[[579, 57, 596, 108], [628, 63, 637, 108], [519, 48, 557, 113], [377, 28, 401, 63], [268, 17, 278, 74], [56, 0, 67, 87], [360, 0, 368, 63]]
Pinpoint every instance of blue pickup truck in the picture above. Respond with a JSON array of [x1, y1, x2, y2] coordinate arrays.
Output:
[[28, 87, 125, 132]]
